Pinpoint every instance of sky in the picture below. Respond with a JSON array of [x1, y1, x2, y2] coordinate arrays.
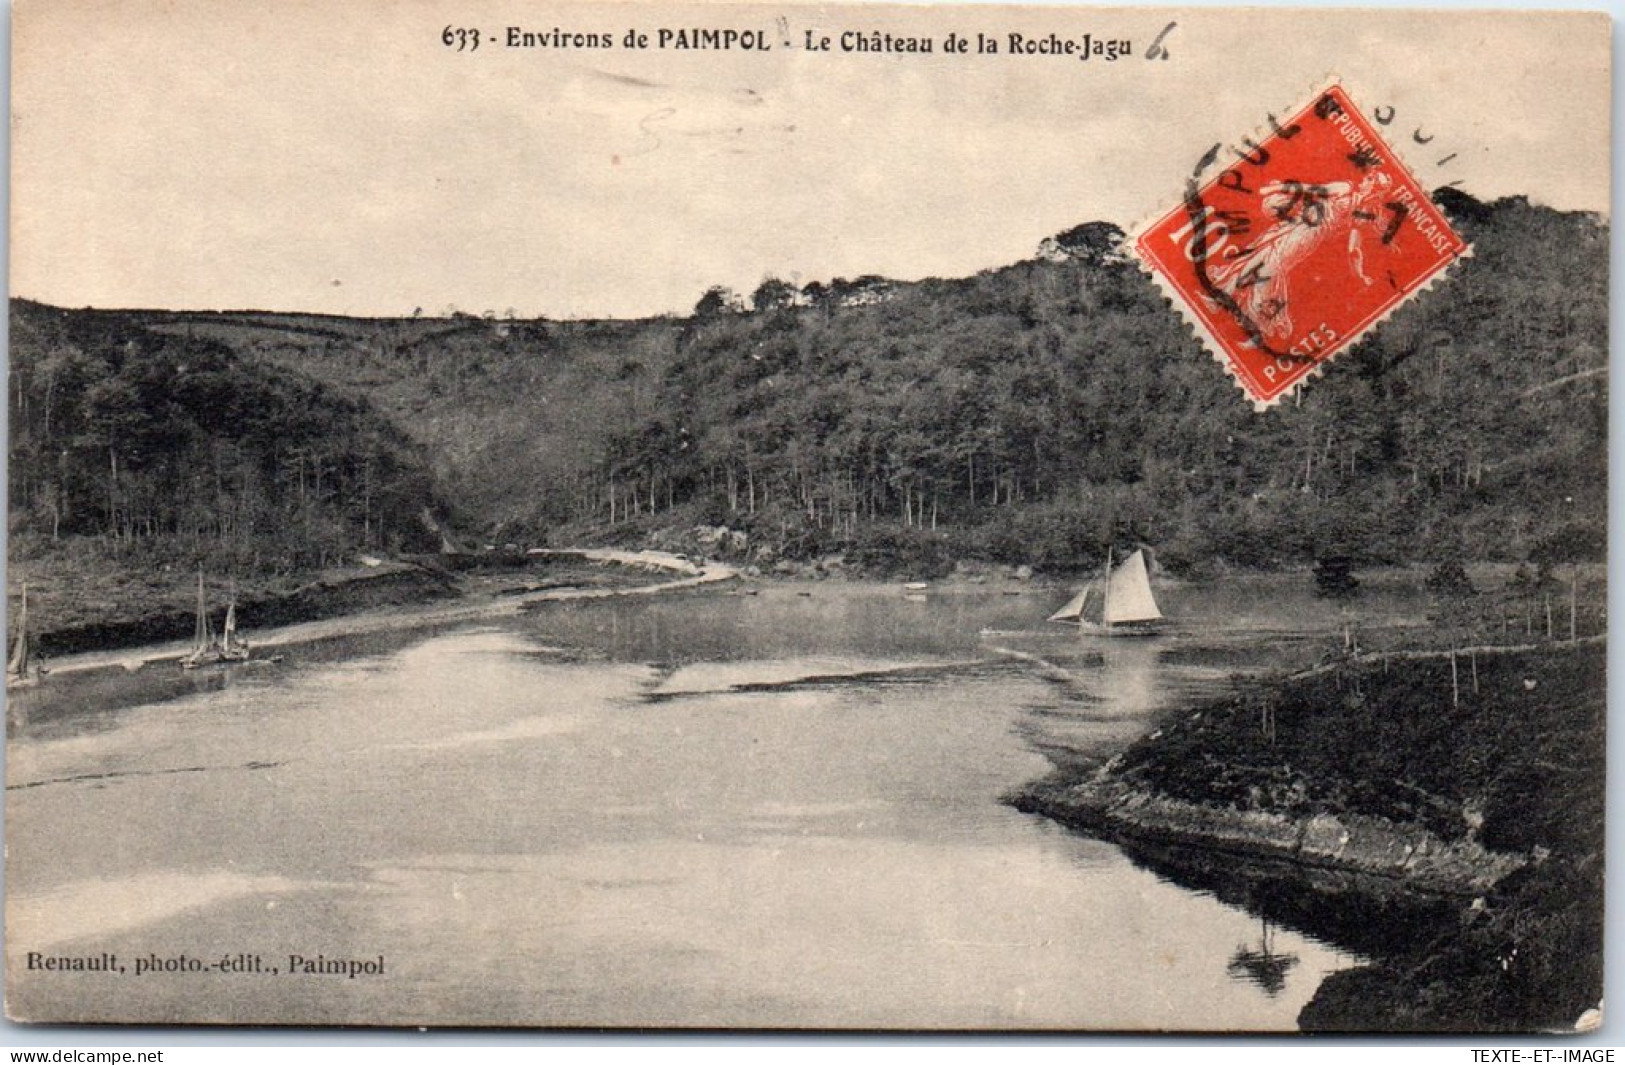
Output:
[[11, 0, 1613, 319]]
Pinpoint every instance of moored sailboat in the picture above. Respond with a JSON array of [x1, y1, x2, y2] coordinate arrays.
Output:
[[181, 573, 251, 669], [7, 582, 41, 688], [1047, 548, 1166, 637]]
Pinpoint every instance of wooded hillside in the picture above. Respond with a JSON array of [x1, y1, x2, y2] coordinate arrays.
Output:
[[8, 306, 445, 572], [9, 190, 1607, 586]]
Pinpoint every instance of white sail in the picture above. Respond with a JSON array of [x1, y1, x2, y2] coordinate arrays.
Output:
[[1103, 550, 1162, 625], [1047, 587, 1090, 623], [182, 571, 222, 669], [221, 597, 249, 660]]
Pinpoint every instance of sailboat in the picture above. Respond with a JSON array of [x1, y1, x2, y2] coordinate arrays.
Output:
[[1047, 547, 1166, 637], [7, 583, 40, 688], [220, 592, 250, 662], [181, 573, 250, 669]]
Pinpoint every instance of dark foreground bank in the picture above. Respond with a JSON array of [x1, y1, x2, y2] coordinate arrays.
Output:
[[1012, 640, 1604, 1032]]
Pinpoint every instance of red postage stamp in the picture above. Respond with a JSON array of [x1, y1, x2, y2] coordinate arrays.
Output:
[[1133, 82, 1470, 409]]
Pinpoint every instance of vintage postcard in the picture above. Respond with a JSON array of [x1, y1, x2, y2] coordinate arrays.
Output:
[[6, 0, 1609, 1033]]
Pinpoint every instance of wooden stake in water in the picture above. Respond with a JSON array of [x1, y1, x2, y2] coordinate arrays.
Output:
[[1471, 649, 1479, 695], [1451, 651, 1460, 709], [1571, 573, 1579, 641], [1545, 595, 1554, 640]]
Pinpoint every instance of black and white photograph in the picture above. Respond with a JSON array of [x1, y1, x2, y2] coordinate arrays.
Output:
[[4, 0, 1610, 1034]]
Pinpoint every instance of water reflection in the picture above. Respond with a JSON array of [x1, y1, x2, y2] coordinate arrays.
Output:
[[5, 580, 1386, 1028], [7, 623, 459, 742], [1088, 639, 1165, 717], [1227, 917, 1300, 996]]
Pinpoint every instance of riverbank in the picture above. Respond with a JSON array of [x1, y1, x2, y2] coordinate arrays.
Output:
[[14, 535, 1597, 656], [10, 549, 735, 682], [1009, 639, 1604, 1032], [1013, 777, 1527, 897]]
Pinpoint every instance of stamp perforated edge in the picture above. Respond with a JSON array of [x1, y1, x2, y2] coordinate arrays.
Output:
[[1126, 74, 1475, 412]]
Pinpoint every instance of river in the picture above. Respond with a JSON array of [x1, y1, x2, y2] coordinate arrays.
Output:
[[6, 576, 1431, 1029]]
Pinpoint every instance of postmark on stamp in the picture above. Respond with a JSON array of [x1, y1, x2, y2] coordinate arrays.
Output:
[[1133, 82, 1470, 409]]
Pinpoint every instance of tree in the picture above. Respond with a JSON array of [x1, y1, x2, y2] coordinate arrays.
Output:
[[1037, 221, 1127, 265], [693, 286, 741, 318], [751, 277, 798, 313]]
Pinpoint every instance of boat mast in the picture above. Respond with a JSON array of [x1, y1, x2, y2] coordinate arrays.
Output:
[[224, 582, 239, 649], [195, 570, 210, 649], [1102, 546, 1114, 633]]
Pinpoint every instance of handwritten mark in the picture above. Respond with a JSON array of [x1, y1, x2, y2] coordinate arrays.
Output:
[[1146, 21, 1177, 60]]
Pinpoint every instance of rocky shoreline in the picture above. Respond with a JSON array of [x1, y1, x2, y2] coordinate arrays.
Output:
[[1011, 775, 1526, 898], [1009, 639, 1604, 1032]]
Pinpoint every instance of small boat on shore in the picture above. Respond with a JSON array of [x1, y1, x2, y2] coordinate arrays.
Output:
[[1048, 548, 1166, 637], [6, 583, 43, 689], [181, 573, 251, 670]]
